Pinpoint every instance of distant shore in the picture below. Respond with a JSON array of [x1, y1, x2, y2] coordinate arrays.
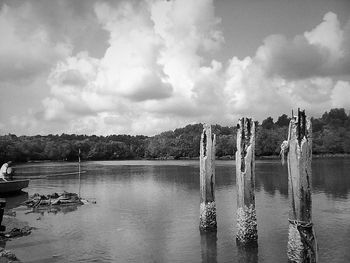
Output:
[[12, 153, 350, 165]]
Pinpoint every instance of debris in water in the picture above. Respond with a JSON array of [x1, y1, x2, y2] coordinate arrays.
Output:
[[23, 192, 84, 209], [3, 226, 32, 238], [0, 247, 20, 262], [22, 191, 95, 215]]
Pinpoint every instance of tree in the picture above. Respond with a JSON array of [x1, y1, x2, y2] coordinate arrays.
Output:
[[322, 108, 348, 127], [311, 118, 324, 133], [261, 117, 274, 129], [0, 108, 349, 162], [275, 114, 290, 127]]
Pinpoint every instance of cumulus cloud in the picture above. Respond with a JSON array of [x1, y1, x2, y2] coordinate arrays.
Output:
[[37, 0, 225, 134], [43, 52, 121, 119], [219, 11, 350, 122], [0, 3, 72, 82], [94, 1, 174, 101], [0, 1, 78, 135], [150, 0, 224, 94], [331, 81, 350, 108], [256, 12, 350, 79], [304, 12, 344, 59], [40, 4, 350, 135], [3, 0, 350, 135]]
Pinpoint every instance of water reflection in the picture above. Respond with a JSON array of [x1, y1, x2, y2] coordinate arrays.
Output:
[[200, 231, 217, 263], [32, 204, 79, 215], [255, 161, 288, 198], [15, 159, 350, 201], [254, 159, 350, 199], [237, 242, 258, 263], [0, 192, 29, 250], [1, 191, 28, 209], [313, 158, 350, 198], [9, 159, 350, 262]]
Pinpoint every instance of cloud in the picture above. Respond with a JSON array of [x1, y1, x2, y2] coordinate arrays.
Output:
[[1, 0, 110, 56], [43, 52, 121, 119], [304, 12, 344, 59], [39, 5, 350, 135], [331, 81, 350, 108], [219, 11, 350, 122], [256, 12, 350, 79], [256, 34, 325, 79], [223, 56, 293, 120], [35, 0, 224, 135], [94, 1, 174, 101], [150, 0, 224, 96], [59, 70, 88, 87], [223, 51, 342, 121], [3, 1, 350, 136], [0, 3, 72, 83]]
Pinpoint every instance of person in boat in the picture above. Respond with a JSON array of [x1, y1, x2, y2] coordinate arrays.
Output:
[[0, 161, 13, 181]]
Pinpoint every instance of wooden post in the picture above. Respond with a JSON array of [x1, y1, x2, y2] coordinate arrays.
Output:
[[0, 199, 6, 232], [286, 109, 317, 262], [199, 124, 217, 231], [78, 148, 81, 198], [236, 117, 257, 244]]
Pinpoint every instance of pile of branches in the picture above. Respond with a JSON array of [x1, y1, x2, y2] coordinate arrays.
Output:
[[23, 192, 85, 209], [0, 226, 33, 240], [0, 248, 20, 262]]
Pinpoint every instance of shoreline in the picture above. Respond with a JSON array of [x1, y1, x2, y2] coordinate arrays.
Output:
[[0, 212, 32, 262], [13, 153, 350, 164]]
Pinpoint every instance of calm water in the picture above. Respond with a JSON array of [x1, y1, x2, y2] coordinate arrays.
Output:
[[3, 158, 350, 263]]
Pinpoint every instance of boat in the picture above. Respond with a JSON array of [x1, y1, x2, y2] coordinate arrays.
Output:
[[0, 179, 29, 194]]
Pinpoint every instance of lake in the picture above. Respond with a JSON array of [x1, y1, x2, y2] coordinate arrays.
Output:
[[3, 158, 350, 263]]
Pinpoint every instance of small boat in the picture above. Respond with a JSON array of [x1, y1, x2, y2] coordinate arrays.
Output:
[[0, 179, 29, 194]]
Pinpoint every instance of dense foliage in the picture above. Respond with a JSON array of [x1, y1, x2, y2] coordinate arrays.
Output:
[[0, 108, 349, 163]]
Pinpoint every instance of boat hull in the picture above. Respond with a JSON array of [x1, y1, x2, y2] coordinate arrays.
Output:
[[0, 180, 29, 194]]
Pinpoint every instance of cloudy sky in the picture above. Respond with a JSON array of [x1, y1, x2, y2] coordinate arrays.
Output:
[[1, 0, 350, 136]]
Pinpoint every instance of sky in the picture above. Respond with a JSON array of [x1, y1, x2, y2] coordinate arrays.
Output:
[[0, 0, 350, 136]]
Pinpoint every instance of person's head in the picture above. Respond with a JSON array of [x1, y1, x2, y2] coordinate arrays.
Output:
[[7, 161, 12, 166]]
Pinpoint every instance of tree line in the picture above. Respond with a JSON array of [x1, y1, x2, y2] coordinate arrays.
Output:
[[0, 108, 349, 163]]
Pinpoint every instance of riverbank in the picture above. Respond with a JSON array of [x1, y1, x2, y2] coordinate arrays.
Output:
[[0, 213, 33, 262], [12, 152, 350, 165]]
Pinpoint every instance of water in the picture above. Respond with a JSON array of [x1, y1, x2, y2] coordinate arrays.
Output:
[[3, 158, 350, 263]]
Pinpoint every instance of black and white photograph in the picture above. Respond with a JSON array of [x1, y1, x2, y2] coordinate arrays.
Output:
[[0, 0, 350, 262]]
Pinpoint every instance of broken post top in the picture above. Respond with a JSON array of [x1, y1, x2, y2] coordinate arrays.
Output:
[[237, 117, 255, 145], [237, 118, 255, 159], [201, 124, 215, 158], [289, 109, 312, 145]]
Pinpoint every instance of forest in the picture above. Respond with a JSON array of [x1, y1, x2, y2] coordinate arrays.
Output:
[[0, 108, 349, 163]]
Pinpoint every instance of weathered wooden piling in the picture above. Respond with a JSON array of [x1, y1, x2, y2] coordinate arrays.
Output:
[[236, 117, 257, 244], [78, 148, 81, 198], [199, 124, 217, 231], [0, 199, 6, 232], [285, 109, 317, 263]]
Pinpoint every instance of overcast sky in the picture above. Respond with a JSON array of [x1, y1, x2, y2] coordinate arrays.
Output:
[[1, 0, 350, 136]]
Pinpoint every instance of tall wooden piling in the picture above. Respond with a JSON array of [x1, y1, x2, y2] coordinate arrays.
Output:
[[199, 124, 217, 231], [286, 109, 317, 262], [0, 199, 6, 232], [78, 148, 81, 198], [236, 117, 257, 244]]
